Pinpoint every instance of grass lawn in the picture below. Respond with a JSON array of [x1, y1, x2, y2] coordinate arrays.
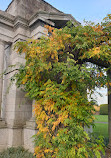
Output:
[[93, 123, 108, 137], [94, 115, 108, 122], [93, 115, 109, 145]]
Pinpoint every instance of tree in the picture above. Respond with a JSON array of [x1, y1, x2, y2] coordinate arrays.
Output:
[[13, 14, 111, 158], [90, 99, 98, 106]]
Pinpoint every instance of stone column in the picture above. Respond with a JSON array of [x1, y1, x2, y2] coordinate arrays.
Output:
[[5, 43, 32, 127], [24, 100, 37, 152], [5, 43, 32, 148], [0, 40, 5, 118], [1, 45, 11, 119]]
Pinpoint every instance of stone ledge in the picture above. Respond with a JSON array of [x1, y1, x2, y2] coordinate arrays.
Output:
[[0, 119, 7, 128], [24, 117, 37, 130]]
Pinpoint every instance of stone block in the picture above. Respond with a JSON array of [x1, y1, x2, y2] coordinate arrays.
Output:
[[25, 117, 37, 129], [23, 128, 38, 152], [0, 119, 6, 128], [0, 127, 8, 150], [31, 25, 47, 37], [8, 128, 23, 147]]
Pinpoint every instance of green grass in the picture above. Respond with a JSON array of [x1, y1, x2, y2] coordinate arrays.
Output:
[[94, 115, 108, 122], [0, 147, 36, 158], [93, 115, 109, 145], [93, 123, 108, 137], [93, 123, 109, 146]]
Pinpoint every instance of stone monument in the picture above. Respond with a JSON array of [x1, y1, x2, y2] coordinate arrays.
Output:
[[0, 0, 79, 152]]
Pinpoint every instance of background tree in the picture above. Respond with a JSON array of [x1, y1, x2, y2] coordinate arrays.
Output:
[[13, 14, 111, 158], [90, 99, 98, 106]]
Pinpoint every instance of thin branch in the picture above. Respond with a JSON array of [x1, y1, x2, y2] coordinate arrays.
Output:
[[4, 69, 19, 75]]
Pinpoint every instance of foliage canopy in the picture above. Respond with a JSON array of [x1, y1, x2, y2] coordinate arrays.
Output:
[[13, 14, 111, 158]]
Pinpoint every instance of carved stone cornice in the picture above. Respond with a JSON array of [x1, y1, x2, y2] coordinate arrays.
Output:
[[0, 10, 14, 27], [29, 11, 80, 28], [0, 7, 80, 43], [14, 16, 29, 29]]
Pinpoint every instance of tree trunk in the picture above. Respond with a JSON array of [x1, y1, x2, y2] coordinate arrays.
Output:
[[108, 70, 111, 148]]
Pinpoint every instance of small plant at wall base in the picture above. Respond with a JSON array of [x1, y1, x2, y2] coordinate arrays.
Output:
[[0, 147, 36, 158], [13, 14, 111, 158]]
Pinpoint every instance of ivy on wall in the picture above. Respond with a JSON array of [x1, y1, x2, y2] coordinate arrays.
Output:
[[13, 14, 111, 158]]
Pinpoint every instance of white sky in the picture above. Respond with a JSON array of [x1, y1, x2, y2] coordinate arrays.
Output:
[[92, 88, 107, 105]]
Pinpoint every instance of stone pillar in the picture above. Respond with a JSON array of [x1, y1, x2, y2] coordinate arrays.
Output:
[[1, 45, 11, 120], [24, 100, 37, 152], [5, 43, 32, 127], [5, 43, 32, 147], [25, 100, 37, 129], [0, 40, 5, 118]]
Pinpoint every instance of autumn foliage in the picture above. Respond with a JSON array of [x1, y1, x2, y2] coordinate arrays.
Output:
[[14, 14, 111, 158]]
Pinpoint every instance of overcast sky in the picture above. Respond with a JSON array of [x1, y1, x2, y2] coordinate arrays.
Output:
[[0, 0, 110, 105]]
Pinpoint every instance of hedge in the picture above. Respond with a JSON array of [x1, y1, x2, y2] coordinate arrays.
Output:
[[100, 104, 108, 115]]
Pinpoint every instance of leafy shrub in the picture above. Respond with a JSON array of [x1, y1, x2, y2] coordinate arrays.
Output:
[[100, 104, 108, 115], [0, 147, 35, 158]]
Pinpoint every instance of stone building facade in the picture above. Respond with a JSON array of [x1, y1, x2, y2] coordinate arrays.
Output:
[[0, 0, 79, 152]]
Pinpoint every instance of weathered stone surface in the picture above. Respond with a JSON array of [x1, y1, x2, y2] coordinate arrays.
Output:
[[23, 128, 38, 152], [8, 128, 23, 147], [0, 41, 5, 118], [0, 119, 6, 128], [0, 127, 8, 152], [6, 0, 62, 19]]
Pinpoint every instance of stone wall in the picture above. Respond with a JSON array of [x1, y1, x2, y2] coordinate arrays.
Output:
[[0, 122, 7, 152]]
